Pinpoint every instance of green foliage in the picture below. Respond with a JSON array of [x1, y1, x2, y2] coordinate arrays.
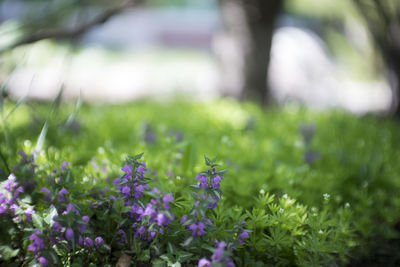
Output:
[[1, 98, 400, 266]]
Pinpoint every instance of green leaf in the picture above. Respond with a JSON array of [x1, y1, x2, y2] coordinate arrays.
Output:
[[0, 245, 19, 260], [44, 206, 58, 225], [181, 142, 196, 173], [32, 213, 44, 230], [33, 121, 48, 158], [167, 242, 175, 255], [176, 251, 193, 262], [181, 236, 193, 247]]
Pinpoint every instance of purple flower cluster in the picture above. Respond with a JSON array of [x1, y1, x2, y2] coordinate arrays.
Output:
[[114, 162, 149, 199], [198, 241, 235, 267], [109, 159, 177, 246], [28, 230, 48, 266], [50, 205, 103, 250], [133, 191, 175, 241], [0, 174, 35, 221], [195, 168, 224, 190]]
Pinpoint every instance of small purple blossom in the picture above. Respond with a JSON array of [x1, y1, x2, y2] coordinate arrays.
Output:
[[52, 221, 63, 232], [117, 229, 127, 243], [137, 162, 147, 177], [40, 187, 51, 201], [28, 231, 45, 253], [95, 236, 104, 248], [78, 225, 86, 233], [180, 215, 188, 224], [9, 203, 18, 215], [211, 175, 222, 188], [198, 258, 212, 267], [82, 215, 90, 223], [25, 207, 35, 221], [121, 164, 133, 178], [66, 203, 78, 215], [58, 188, 69, 202], [157, 213, 168, 226], [84, 237, 93, 247], [163, 194, 174, 209], [121, 185, 131, 197], [212, 241, 226, 262], [148, 231, 156, 241], [37, 256, 48, 266], [239, 231, 249, 244], [0, 203, 7, 214], [135, 226, 146, 239], [65, 228, 74, 241], [78, 235, 83, 246], [196, 175, 208, 188], [60, 161, 70, 171], [4, 174, 18, 192]]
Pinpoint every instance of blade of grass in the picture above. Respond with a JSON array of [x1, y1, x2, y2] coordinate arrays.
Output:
[[64, 89, 82, 129], [33, 85, 64, 159]]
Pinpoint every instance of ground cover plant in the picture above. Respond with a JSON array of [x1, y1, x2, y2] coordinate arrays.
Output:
[[1, 97, 400, 266]]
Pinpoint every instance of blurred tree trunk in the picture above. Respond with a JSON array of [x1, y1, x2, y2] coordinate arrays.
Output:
[[353, 0, 400, 116], [216, 0, 283, 105]]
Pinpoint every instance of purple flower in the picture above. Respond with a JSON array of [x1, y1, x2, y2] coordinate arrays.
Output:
[[52, 221, 63, 232], [58, 188, 69, 202], [198, 258, 212, 267], [78, 235, 83, 246], [135, 226, 146, 239], [163, 194, 174, 209], [196, 175, 208, 188], [143, 204, 157, 220], [148, 231, 156, 241], [197, 222, 206, 236], [9, 203, 18, 215], [121, 164, 133, 178], [60, 161, 70, 171], [239, 231, 249, 244], [137, 162, 147, 177], [65, 228, 74, 241], [152, 187, 160, 194], [121, 185, 131, 197], [37, 256, 48, 266], [208, 196, 219, 209], [28, 231, 45, 253], [95, 236, 104, 248], [157, 213, 168, 226], [211, 175, 222, 188], [66, 203, 78, 215], [40, 187, 51, 201], [4, 174, 18, 192], [18, 150, 28, 162], [14, 186, 24, 197], [84, 237, 93, 247], [78, 225, 86, 233], [82, 215, 89, 223], [189, 223, 198, 237], [25, 207, 35, 221], [117, 229, 127, 243], [211, 241, 226, 262], [134, 184, 145, 198], [180, 215, 188, 224], [0, 203, 7, 214]]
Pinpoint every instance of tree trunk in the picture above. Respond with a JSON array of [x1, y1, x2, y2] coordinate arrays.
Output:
[[216, 0, 283, 105]]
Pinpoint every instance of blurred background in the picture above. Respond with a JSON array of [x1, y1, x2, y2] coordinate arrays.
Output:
[[0, 0, 399, 114]]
